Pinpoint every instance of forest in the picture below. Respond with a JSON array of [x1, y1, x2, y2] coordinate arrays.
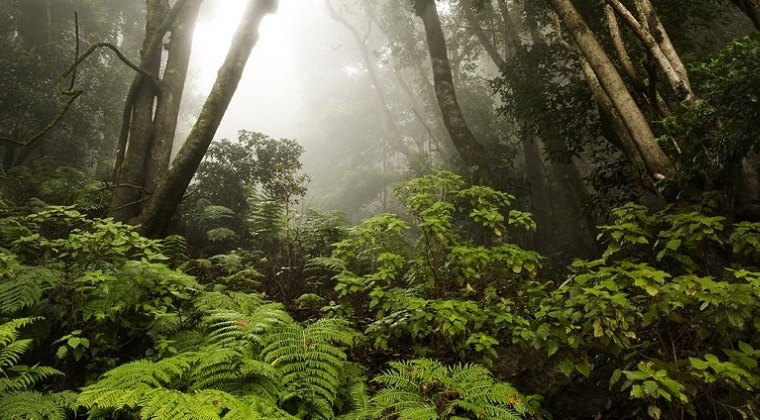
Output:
[[1, 0, 760, 418]]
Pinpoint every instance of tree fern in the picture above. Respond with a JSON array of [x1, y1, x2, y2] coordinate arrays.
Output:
[[262, 318, 358, 419]]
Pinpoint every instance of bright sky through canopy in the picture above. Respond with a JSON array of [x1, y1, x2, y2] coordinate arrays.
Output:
[[190, 0, 304, 141]]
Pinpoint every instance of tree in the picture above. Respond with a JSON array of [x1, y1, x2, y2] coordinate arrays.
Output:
[[109, 0, 201, 222], [109, 0, 279, 237], [0, 1, 143, 173], [412, 0, 492, 184], [547, 0, 673, 183]]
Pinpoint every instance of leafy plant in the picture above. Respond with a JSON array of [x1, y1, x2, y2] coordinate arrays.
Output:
[[358, 359, 538, 419]]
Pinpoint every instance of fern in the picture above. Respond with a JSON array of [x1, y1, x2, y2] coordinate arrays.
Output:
[[0, 318, 69, 418], [0, 391, 76, 420], [262, 318, 358, 419], [369, 359, 534, 419], [0, 252, 58, 315], [337, 381, 373, 420], [198, 291, 291, 348], [247, 187, 286, 244], [78, 348, 286, 419], [207, 227, 239, 243]]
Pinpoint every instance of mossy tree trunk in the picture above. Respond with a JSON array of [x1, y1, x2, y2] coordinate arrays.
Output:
[[136, 0, 279, 237], [412, 0, 492, 185], [110, 0, 201, 221]]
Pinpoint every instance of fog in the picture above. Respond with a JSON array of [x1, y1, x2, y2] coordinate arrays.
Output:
[[185, 0, 448, 217]]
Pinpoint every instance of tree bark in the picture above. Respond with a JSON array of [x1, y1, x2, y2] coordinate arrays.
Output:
[[136, 0, 279, 237], [144, 0, 202, 193], [604, 0, 693, 101], [413, 0, 492, 185], [548, 0, 672, 181], [731, 0, 760, 32], [110, 0, 168, 221]]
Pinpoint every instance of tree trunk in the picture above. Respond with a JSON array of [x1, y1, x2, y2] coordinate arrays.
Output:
[[136, 0, 279, 237], [522, 132, 552, 252], [110, 0, 170, 221], [732, 0, 760, 31], [548, 0, 672, 182], [144, 0, 202, 193], [413, 0, 491, 185], [604, 0, 693, 101]]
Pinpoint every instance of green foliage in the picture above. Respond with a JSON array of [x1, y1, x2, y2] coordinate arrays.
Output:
[[362, 359, 538, 419], [263, 318, 358, 419], [179, 130, 309, 254], [517, 204, 760, 418], [319, 172, 539, 364], [0, 205, 203, 381], [0, 317, 72, 419], [0, 163, 107, 210], [0, 251, 57, 315]]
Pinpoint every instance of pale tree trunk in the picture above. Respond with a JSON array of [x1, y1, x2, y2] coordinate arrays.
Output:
[[604, 0, 693, 101], [136, 0, 279, 237], [391, 63, 450, 155], [413, 0, 492, 184], [110, 0, 168, 221], [548, 0, 672, 182]]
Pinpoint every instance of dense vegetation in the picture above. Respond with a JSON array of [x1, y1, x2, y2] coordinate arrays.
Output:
[[2, 0, 760, 419], [2, 168, 760, 419]]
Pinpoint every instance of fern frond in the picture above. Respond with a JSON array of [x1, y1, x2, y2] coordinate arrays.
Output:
[[78, 352, 198, 400], [187, 348, 244, 391], [0, 317, 40, 358], [337, 381, 372, 420], [207, 227, 239, 243], [0, 391, 73, 420], [263, 318, 357, 418], [0, 256, 57, 315], [193, 389, 264, 419], [247, 188, 286, 242], [194, 291, 266, 313], [306, 257, 347, 274], [0, 365, 63, 395], [201, 205, 236, 225], [392, 405, 438, 420], [138, 388, 219, 420], [369, 359, 535, 419], [205, 302, 291, 348]]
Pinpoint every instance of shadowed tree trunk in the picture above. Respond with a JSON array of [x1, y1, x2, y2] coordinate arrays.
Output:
[[732, 0, 760, 31], [413, 0, 491, 185], [111, 0, 200, 221], [136, 0, 279, 237], [461, 0, 598, 254]]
